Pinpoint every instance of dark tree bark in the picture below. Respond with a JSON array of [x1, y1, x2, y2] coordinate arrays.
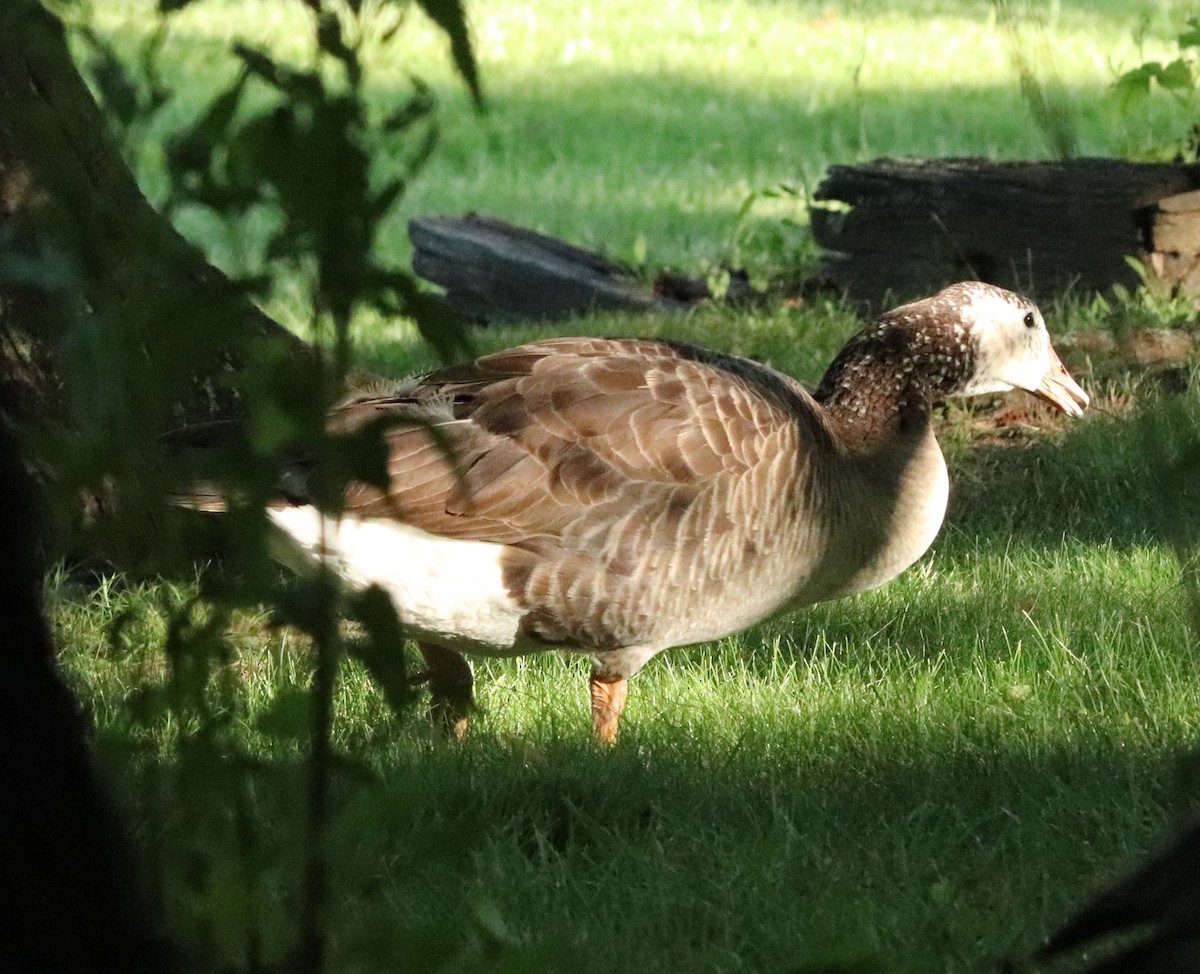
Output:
[[0, 0, 307, 431], [0, 415, 182, 973]]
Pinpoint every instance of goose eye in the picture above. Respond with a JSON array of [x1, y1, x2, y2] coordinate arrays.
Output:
[[1022, 311, 1036, 329]]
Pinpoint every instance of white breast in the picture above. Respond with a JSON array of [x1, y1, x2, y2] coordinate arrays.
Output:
[[267, 507, 529, 655]]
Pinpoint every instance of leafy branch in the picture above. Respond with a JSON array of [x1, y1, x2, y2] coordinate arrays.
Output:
[[1112, 18, 1200, 111], [1109, 16, 1200, 160], [50, 1, 513, 971]]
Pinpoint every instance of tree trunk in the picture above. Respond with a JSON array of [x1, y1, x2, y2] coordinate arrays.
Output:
[[0, 0, 307, 431], [0, 5, 312, 967], [0, 420, 182, 974]]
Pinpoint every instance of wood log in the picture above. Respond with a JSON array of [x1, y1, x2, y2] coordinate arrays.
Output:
[[410, 214, 686, 322], [811, 157, 1200, 307], [413, 161, 1200, 319], [1147, 188, 1200, 295]]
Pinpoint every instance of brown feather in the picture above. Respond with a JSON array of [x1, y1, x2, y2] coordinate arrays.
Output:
[[308, 338, 834, 649]]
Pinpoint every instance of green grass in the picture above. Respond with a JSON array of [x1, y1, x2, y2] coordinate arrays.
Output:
[[49, 1, 1200, 972], [85, 0, 1200, 322]]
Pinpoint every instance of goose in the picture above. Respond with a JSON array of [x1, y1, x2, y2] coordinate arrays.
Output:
[[190, 281, 1088, 742]]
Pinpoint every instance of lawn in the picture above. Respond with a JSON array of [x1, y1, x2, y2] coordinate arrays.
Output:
[[51, 1, 1200, 972]]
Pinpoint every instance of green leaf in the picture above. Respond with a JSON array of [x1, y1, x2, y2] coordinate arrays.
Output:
[[1179, 27, 1200, 50], [1111, 65, 1154, 110], [271, 570, 342, 643], [370, 179, 407, 223], [1124, 62, 1159, 83], [77, 27, 140, 127], [376, 267, 474, 365], [1159, 57, 1195, 91], [249, 398, 306, 457], [342, 420, 394, 492], [404, 121, 441, 180], [382, 78, 438, 133], [245, 346, 330, 457], [347, 586, 417, 717], [414, 0, 484, 109]]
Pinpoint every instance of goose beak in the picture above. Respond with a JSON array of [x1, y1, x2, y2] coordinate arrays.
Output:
[[1030, 348, 1089, 417]]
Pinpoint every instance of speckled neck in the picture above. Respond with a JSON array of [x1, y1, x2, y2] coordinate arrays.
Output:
[[813, 313, 976, 446]]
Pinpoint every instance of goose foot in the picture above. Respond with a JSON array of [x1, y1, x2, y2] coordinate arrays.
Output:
[[589, 674, 628, 744], [415, 643, 474, 740]]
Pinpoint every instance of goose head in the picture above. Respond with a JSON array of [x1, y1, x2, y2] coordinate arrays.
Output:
[[940, 281, 1088, 415], [816, 282, 1089, 426]]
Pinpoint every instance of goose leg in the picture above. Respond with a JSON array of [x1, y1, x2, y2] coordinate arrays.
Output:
[[589, 646, 660, 744], [416, 642, 474, 740], [589, 673, 628, 744]]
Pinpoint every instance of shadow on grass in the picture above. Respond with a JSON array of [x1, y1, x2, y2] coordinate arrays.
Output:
[[103, 713, 1196, 974]]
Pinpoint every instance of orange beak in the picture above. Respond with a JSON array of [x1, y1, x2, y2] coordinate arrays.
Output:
[[1031, 348, 1088, 417]]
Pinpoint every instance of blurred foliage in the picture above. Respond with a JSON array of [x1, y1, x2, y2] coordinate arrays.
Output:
[[0, 0, 547, 971], [1110, 16, 1200, 160]]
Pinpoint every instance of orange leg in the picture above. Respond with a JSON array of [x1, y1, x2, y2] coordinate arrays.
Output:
[[416, 643, 474, 740], [589, 673, 629, 744]]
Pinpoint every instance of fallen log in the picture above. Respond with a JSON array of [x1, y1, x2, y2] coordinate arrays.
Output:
[[409, 214, 768, 323], [810, 157, 1200, 307], [410, 214, 685, 321], [1147, 187, 1200, 295], [413, 159, 1200, 321]]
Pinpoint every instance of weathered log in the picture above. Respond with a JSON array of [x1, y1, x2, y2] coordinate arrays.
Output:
[[1146, 187, 1200, 295], [811, 157, 1200, 307], [410, 214, 686, 321]]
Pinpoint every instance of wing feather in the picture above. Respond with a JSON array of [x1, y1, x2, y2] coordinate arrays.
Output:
[[334, 338, 826, 546]]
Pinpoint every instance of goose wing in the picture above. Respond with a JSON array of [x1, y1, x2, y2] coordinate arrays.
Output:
[[333, 337, 829, 555], [322, 337, 835, 649]]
